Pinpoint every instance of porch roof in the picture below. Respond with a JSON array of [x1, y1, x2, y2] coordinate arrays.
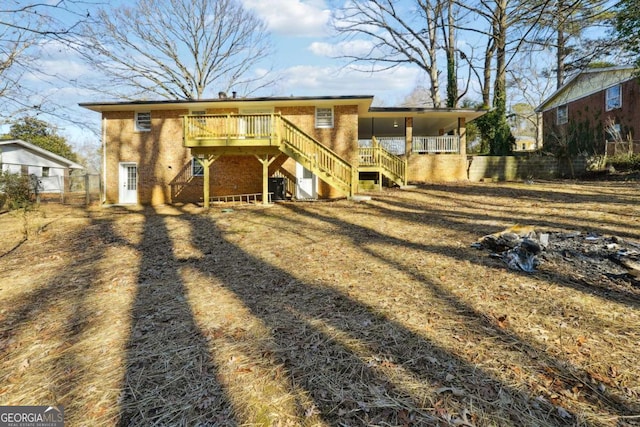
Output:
[[360, 107, 487, 134]]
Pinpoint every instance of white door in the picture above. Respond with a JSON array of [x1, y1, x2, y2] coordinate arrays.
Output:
[[119, 163, 138, 204], [296, 162, 317, 199]]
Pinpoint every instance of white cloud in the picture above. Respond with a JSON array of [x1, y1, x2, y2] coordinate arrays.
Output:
[[308, 40, 374, 58], [241, 0, 331, 37], [275, 64, 420, 104], [22, 40, 91, 83]]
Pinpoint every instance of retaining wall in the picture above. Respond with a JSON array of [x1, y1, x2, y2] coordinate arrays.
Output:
[[406, 154, 588, 183], [467, 155, 588, 182]]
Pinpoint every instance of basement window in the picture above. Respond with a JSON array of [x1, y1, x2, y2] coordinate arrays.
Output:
[[315, 107, 334, 128], [135, 112, 152, 132], [606, 84, 622, 111], [556, 105, 568, 125], [192, 157, 204, 177]]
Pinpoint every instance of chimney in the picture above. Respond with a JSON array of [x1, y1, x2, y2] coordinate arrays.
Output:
[[218, 91, 227, 99]]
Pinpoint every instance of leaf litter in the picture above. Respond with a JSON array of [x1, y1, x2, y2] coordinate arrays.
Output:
[[0, 180, 639, 426]]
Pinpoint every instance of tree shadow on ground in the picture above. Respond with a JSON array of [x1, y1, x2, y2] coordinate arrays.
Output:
[[406, 182, 640, 208], [396, 184, 640, 240], [117, 207, 236, 426], [0, 210, 141, 424], [356, 193, 640, 308], [375, 192, 640, 240], [177, 209, 591, 426], [277, 202, 639, 421]]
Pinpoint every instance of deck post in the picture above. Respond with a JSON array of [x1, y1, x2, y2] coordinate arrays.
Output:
[[255, 154, 280, 205], [196, 154, 218, 209]]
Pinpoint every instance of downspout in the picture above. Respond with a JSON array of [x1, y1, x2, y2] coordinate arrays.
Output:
[[102, 115, 107, 204]]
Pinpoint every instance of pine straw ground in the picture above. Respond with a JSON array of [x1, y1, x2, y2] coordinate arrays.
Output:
[[1, 181, 639, 427]]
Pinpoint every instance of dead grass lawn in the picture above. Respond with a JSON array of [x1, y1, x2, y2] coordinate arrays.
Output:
[[1, 180, 639, 426]]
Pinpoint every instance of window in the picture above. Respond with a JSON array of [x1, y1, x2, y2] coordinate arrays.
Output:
[[557, 105, 568, 125], [606, 84, 622, 111], [42, 167, 50, 177], [315, 107, 334, 128], [135, 112, 151, 131], [192, 157, 204, 177]]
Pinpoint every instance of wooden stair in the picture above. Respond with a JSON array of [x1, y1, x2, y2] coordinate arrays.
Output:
[[277, 116, 354, 197], [184, 113, 408, 198], [358, 137, 407, 187]]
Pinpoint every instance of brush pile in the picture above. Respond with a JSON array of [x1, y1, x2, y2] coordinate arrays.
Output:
[[473, 225, 640, 295]]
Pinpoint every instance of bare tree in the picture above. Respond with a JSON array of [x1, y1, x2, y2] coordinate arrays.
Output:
[[1, 1, 86, 119], [79, 0, 274, 100], [333, 0, 446, 107], [441, 0, 465, 107], [525, 0, 619, 88], [507, 54, 556, 148]]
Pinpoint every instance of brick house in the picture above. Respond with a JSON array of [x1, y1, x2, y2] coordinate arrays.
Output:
[[536, 66, 640, 157], [80, 95, 484, 206]]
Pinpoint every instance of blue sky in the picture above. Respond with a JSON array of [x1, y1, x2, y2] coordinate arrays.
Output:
[[244, 0, 421, 102], [4, 0, 423, 147], [5, 0, 619, 149]]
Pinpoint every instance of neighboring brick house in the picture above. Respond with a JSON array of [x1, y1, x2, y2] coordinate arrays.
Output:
[[536, 66, 640, 157], [80, 95, 484, 206], [0, 139, 84, 194]]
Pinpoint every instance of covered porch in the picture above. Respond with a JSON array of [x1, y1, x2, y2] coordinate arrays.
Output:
[[358, 107, 485, 184], [358, 107, 486, 156]]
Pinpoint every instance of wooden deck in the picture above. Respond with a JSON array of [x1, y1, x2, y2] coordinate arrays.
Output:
[[183, 113, 407, 206]]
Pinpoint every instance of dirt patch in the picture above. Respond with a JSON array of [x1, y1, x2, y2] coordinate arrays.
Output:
[[1, 181, 639, 426]]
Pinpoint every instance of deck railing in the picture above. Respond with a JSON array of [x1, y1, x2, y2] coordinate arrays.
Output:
[[368, 137, 405, 155], [278, 116, 353, 195], [412, 135, 460, 153], [359, 135, 461, 154], [184, 113, 354, 196], [184, 113, 275, 141], [358, 137, 407, 186]]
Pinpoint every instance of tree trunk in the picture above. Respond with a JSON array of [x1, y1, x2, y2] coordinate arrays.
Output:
[[445, 0, 457, 108], [427, 4, 442, 108], [556, 1, 567, 89], [493, 0, 507, 112]]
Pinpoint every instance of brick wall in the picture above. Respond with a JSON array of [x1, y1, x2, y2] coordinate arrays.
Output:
[[542, 78, 640, 155], [104, 109, 190, 205], [278, 105, 359, 198], [407, 154, 468, 182], [467, 155, 587, 181], [403, 153, 588, 183], [104, 104, 359, 204]]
